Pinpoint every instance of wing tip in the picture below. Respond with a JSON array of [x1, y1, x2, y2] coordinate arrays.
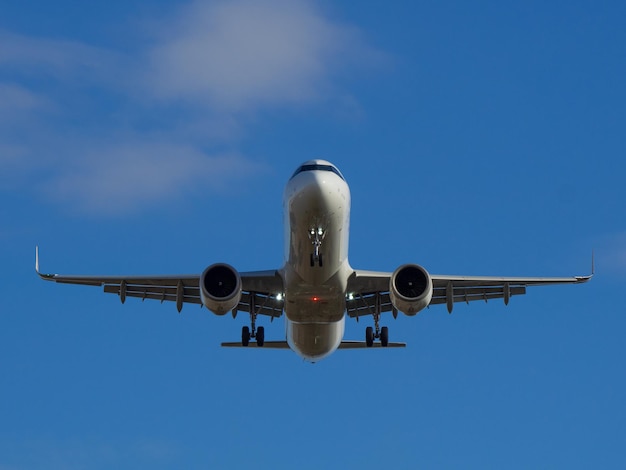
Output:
[[35, 246, 56, 280], [575, 251, 595, 283]]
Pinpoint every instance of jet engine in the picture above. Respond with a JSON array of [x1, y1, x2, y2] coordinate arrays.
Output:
[[389, 264, 433, 316], [200, 263, 242, 315]]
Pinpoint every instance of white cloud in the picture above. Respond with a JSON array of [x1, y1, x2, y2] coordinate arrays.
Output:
[[597, 232, 626, 276], [0, 30, 126, 83], [0, 82, 48, 113], [0, 436, 181, 469], [45, 141, 261, 214], [0, 143, 29, 163], [0, 0, 378, 215], [147, 0, 360, 110]]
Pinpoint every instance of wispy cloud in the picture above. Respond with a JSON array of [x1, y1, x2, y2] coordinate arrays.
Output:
[[0, 0, 378, 215], [0, 83, 48, 114], [0, 436, 181, 469], [147, 0, 363, 110], [0, 30, 126, 83], [0, 143, 30, 190], [45, 141, 261, 214], [597, 232, 626, 277]]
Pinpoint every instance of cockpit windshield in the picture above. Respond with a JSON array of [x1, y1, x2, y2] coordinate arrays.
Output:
[[290, 163, 345, 181]]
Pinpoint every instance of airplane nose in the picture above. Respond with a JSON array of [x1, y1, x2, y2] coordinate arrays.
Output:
[[285, 166, 348, 215], [297, 170, 331, 195]]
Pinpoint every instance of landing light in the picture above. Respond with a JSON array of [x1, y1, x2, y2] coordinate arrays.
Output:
[[347, 293, 354, 301], [276, 293, 283, 301]]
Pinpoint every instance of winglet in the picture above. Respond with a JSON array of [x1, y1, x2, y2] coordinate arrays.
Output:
[[35, 246, 55, 280], [574, 251, 595, 283], [591, 250, 595, 276]]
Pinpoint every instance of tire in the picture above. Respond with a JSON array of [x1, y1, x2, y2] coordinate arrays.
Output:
[[380, 326, 389, 347], [242, 326, 250, 346], [365, 326, 374, 347], [256, 326, 265, 347]]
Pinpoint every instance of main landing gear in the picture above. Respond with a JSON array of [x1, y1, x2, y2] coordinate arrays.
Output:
[[365, 299, 389, 347], [240, 294, 265, 347], [365, 325, 389, 347], [241, 325, 264, 347]]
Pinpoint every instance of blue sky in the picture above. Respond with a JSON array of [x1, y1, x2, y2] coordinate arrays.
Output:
[[1, 0, 624, 468]]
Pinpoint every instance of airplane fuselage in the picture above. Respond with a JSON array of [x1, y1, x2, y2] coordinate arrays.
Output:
[[282, 162, 352, 361]]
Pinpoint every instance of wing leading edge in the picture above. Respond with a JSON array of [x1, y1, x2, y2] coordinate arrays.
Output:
[[35, 248, 284, 317]]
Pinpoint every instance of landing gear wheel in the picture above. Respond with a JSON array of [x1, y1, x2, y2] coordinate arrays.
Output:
[[365, 326, 374, 347], [310, 253, 323, 267], [256, 326, 265, 347], [242, 326, 250, 346], [380, 326, 389, 347]]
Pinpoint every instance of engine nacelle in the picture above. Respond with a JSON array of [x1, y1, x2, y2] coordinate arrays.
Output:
[[200, 263, 242, 315], [389, 264, 433, 316]]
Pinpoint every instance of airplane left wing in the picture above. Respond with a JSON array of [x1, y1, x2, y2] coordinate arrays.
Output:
[[346, 267, 592, 317], [36, 248, 284, 317]]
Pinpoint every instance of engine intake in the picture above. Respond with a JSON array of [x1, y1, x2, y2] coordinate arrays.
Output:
[[390, 264, 433, 316], [200, 263, 242, 315]]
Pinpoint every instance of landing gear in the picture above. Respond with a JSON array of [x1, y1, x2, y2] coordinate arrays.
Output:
[[309, 227, 325, 267], [364, 324, 389, 347], [310, 253, 323, 267], [256, 326, 265, 347], [365, 293, 389, 347], [240, 294, 265, 347], [380, 326, 389, 347], [365, 326, 374, 347], [242, 326, 250, 346]]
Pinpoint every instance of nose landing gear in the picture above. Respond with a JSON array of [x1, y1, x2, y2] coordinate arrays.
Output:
[[310, 253, 323, 267], [309, 227, 325, 267]]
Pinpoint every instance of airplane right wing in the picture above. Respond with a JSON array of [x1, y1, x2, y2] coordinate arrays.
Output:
[[346, 265, 592, 318]]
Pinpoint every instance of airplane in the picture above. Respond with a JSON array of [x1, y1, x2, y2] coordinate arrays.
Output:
[[37, 160, 592, 362]]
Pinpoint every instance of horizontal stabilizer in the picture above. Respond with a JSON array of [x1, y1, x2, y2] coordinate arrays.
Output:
[[221, 341, 291, 349], [221, 340, 406, 349], [338, 340, 406, 349]]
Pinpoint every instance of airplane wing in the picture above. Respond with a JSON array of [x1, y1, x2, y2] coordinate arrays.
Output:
[[346, 267, 593, 317], [36, 248, 284, 317]]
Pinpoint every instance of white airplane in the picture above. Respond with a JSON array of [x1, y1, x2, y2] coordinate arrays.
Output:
[[37, 160, 592, 362]]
